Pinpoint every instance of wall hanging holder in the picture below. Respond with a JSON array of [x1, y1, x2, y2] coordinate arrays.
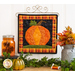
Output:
[[15, 5, 59, 17], [17, 5, 58, 54]]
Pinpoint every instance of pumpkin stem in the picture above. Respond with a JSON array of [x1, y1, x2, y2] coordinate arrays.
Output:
[[17, 57, 20, 59], [37, 20, 46, 25]]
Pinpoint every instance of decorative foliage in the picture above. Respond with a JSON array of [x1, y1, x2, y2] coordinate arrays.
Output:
[[70, 58, 75, 71], [29, 20, 37, 26], [1, 52, 75, 71], [56, 26, 75, 46], [47, 58, 61, 67], [61, 60, 70, 71], [19, 52, 61, 68], [3, 52, 10, 60], [0, 52, 13, 71]]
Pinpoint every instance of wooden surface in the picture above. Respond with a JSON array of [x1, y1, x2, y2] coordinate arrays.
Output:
[[20, 67, 61, 71]]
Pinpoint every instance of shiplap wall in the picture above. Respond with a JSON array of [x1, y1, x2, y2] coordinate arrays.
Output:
[[0, 4, 75, 59]]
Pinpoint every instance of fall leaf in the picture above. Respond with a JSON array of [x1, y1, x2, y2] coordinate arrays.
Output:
[[72, 33, 75, 40], [56, 26, 75, 46]]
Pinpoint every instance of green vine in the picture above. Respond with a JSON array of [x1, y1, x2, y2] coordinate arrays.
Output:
[[0, 52, 13, 71], [19, 52, 61, 68], [0, 51, 75, 71]]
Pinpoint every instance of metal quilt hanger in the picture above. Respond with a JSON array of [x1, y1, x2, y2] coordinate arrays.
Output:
[[15, 5, 59, 17]]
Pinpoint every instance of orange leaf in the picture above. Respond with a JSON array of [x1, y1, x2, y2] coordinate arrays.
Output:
[[56, 41, 65, 46], [57, 33, 62, 36], [56, 41, 62, 46]]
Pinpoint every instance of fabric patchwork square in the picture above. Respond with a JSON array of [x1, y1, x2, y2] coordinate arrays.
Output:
[[18, 14, 58, 54]]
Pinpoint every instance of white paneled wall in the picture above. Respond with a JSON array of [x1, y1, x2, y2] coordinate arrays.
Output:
[[0, 4, 75, 59], [66, 4, 75, 32]]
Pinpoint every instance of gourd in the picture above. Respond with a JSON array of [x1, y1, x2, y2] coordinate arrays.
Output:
[[25, 20, 50, 45], [13, 57, 25, 70]]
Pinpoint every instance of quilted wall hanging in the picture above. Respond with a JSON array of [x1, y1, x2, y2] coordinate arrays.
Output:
[[18, 14, 58, 54]]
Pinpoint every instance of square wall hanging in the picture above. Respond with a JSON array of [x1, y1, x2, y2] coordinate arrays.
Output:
[[18, 14, 58, 54]]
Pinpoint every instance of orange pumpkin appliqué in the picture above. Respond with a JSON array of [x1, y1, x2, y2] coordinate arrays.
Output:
[[25, 20, 50, 45]]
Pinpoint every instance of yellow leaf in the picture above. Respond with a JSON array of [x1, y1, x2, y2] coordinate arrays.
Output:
[[72, 33, 75, 40]]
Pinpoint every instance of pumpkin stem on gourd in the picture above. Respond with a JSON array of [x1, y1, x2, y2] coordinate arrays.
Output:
[[37, 20, 46, 25], [17, 57, 20, 59]]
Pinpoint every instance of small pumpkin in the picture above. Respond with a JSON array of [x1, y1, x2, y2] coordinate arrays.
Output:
[[25, 20, 50, 45], [12, 57, 25, 70]]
